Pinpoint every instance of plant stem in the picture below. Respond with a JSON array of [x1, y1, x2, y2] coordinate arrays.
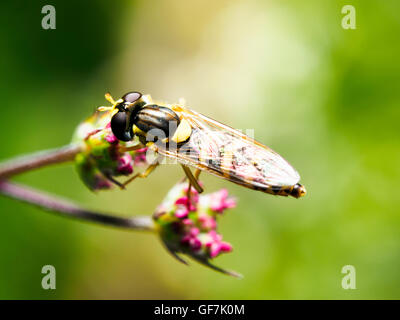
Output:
[[0, 181, 154, 231], [0, 143, 154, 231], [0, 143, 82, 180]]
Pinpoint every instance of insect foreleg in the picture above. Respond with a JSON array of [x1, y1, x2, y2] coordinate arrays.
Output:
[[181, 165, 203, 194], [122, 162, 159, 187], [118, 143, 146, 153]]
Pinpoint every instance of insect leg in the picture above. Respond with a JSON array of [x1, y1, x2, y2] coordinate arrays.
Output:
[[181, 165, 203, 193], [86, 154, 126, 189], [194, 168, 201, 180], [102, 172, 126, 190], [186, 168, 202, 202], [118, 143, 146, 153], [121, 162, 159, 187]]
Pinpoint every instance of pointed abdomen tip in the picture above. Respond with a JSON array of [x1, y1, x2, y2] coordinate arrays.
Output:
[[292, 183, 306, 198]]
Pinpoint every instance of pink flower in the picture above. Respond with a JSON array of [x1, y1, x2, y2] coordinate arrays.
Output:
[[208, 241, 233, 258], [134, 148, 148, 165], [134, 155, 147, 165], [175, 205, 189, 218], [207, 230, 222, 242], [190, 227, 200, 236], [210, 189, 236, 213], [117, 154, 133, 175], [105, 133, 118, 144], [205, 230, 233, 258], [175, 196, 197, 212], [154, 182, 237, 276], [198, 214, 217, 231], [182, 218, 193, 226], [181, 227, 202, 251]]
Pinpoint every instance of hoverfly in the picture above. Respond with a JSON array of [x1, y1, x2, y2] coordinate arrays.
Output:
[[98, 91, 306, 198]]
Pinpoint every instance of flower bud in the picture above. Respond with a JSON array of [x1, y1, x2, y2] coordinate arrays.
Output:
[[154, 182, 241, 277], [72, 109, 148, 191]]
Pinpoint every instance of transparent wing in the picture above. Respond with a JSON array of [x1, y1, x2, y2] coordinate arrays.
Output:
[[156, 105, 300, 188]]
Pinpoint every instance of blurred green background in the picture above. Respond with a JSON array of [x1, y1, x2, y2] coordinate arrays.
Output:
[[0, 0, 399, 299]]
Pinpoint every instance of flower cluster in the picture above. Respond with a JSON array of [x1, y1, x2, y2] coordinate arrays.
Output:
[[72, 110, 148, 191], [154, 182, 236, 262]]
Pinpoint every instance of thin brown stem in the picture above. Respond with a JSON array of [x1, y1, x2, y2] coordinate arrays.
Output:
[[0, 181, 154, 231], [0, 143, 82, 180]]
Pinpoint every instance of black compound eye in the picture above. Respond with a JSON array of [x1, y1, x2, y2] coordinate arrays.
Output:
[[111, 111, 133, 141], [122, 91, 142, 104]]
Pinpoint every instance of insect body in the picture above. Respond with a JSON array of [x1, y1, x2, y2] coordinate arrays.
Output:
[[101, 92, 306, 199]]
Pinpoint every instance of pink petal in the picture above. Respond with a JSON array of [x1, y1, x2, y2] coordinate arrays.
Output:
[[219, 242, 233, 252], [105, 134, 118, 144], [189, 238, 202, 251], [175, 196, 189, 206], [189, 227, 200, 236], [175, 196, 197, 212], [117, 154, 133, 174], [224, 197, 236, 209], [198, 215, 217, 230], [182, 219, 193, 226], [174, 206, 189, 218], [208, 230, 222, 242], [134, 154, 147, 165], [209, 243, 222, 258], [218, 188, 229, 199]]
